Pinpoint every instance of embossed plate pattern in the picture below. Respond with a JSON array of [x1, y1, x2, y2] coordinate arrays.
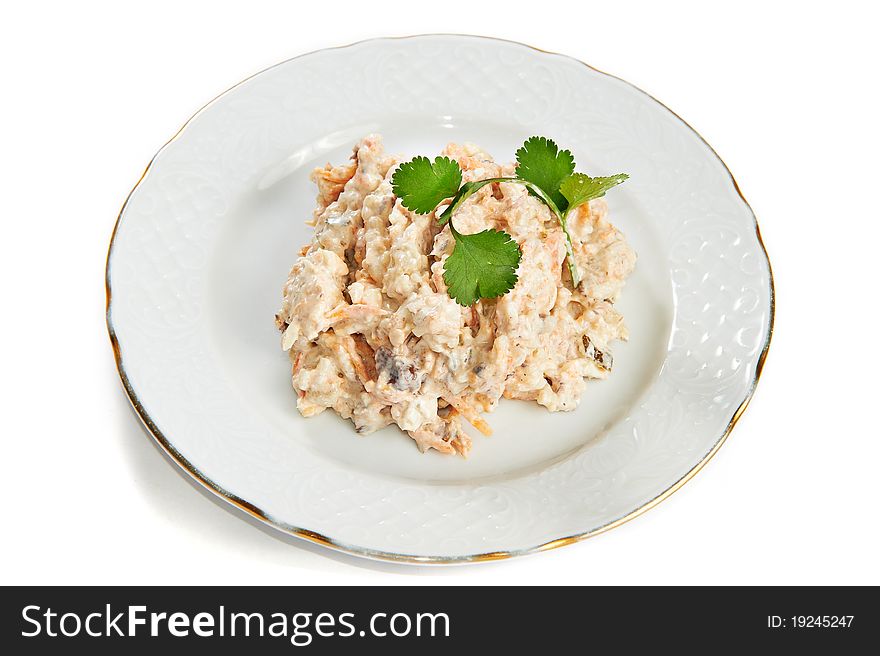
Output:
[[106, 35, 773, 563]]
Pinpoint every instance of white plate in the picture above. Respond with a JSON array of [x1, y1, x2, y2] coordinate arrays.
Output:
[[106, 35, 773, 563]]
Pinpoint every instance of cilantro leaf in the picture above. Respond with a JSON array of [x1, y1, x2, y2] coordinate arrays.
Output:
[[391, 156, 462, 214], [559, 173, 629, 211], [514, 137, 575, 210], [443, 228, 521, 306]]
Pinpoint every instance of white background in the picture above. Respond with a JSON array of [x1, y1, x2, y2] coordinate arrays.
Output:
[[2, 0, 878, 585]]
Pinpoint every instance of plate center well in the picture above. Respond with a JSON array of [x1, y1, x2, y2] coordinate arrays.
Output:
[[208, 117, 673, 483]]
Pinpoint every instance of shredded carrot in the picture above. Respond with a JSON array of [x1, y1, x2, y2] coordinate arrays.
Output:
[[442, 396, 492, 436]]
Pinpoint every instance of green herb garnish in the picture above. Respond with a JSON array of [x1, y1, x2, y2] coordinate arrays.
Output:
[[441, 227, 521, 306], [392, 156, 462, 214], [514, 136, 575, 210], [391, 137, 628, 305]]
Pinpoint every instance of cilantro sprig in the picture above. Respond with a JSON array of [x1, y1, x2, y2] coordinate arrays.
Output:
[[391, 138, 628, 305]]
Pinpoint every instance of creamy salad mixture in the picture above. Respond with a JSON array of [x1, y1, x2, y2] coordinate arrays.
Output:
[[276, 135, 635, 456]]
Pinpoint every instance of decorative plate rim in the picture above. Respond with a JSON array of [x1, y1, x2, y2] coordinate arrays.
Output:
[[105, 34, 775, 565]]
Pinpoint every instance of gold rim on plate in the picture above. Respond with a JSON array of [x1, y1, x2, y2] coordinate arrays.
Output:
[[105, 34, 775, 565]]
